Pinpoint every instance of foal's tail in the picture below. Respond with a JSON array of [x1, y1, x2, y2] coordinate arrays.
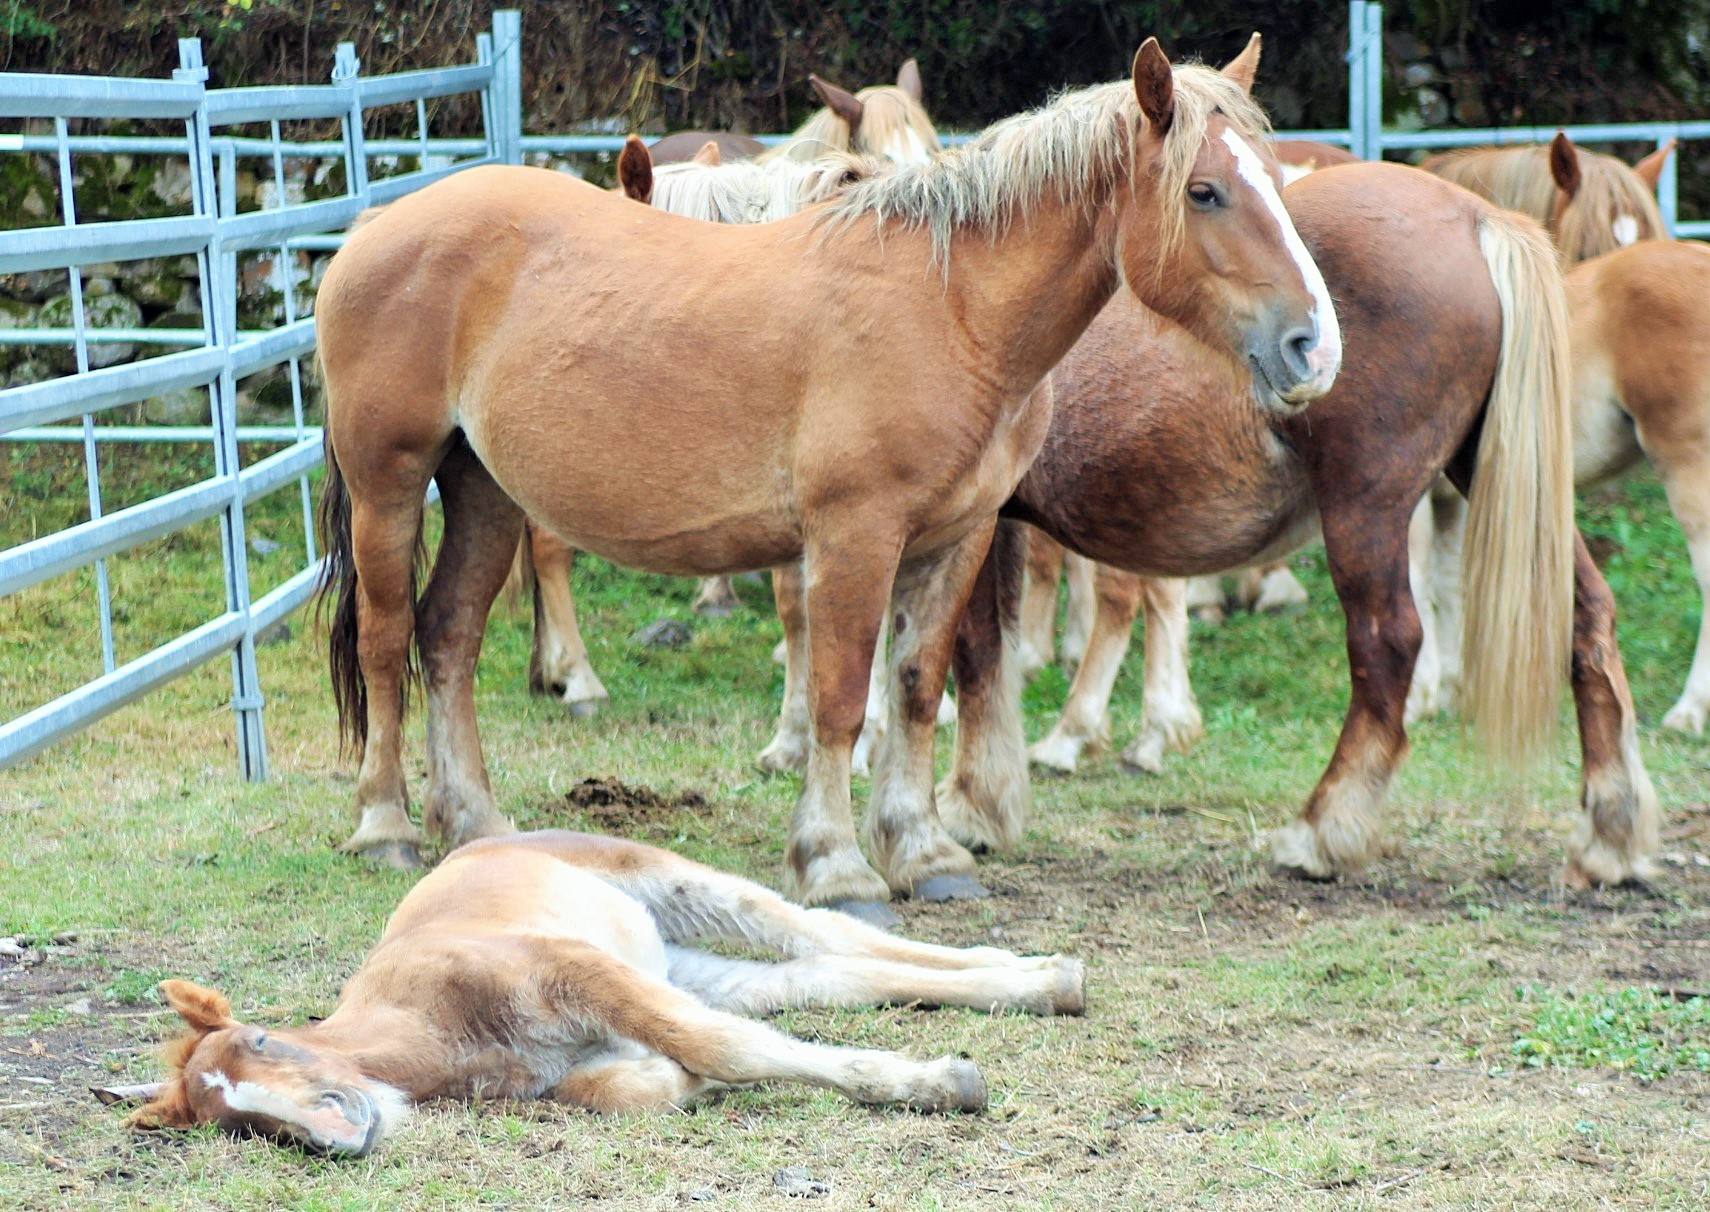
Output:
[[1460, 210, 1576, 762]]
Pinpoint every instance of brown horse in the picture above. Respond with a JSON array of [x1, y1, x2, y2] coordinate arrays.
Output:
[[314, 40, 1341, 922], [126, 831, 1084, 1154], [927, 161, 1657, 889]]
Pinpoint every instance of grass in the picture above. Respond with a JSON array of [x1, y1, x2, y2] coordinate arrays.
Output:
[[1, 444, 1708, 1210]]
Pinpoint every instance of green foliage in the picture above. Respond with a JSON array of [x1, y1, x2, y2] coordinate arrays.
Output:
[[1512, 986, 1710, 1079], [2, 4, 57, 43]]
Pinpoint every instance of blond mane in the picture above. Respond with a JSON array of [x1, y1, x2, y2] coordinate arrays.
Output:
[[1427, 144, 1665, 265], [822, 65, 1269, 264], [649, 154, 875, 224], [763, 84, 941, 164]]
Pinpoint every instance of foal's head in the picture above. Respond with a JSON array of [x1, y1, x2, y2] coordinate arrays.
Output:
[[1118, 35, 1340, 411], [1546, 131, 1671, 264], [130, 981, 407, 1157]]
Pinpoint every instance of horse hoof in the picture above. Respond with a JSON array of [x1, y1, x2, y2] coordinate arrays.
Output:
[[1052, 958, 1087, 1016], [944, 1059, 988, 1113], [356, 840, 422, 870], [828, 899, 901, 930], [914, 874, 989, 902]]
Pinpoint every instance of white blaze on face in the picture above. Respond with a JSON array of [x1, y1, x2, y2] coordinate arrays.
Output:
[[201, 1069, 409, 1150], [881, 126, 933, 167], [1218, 128, 1343, 398], [1612, 213, 1640, 247]]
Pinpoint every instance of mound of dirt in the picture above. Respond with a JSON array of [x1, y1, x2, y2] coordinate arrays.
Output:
[[561, 777, 708, 824]]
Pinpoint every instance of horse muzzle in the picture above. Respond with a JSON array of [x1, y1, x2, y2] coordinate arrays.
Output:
[[1247, 312, 1341, 412]]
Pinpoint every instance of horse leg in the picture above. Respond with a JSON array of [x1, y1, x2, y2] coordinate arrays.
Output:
[[1017, 527, 1063, 677], [1185, 575, 1227, 624], [1270, 505, 1421, 878], [691, 575, 740, 618], [851, 624, 888, 777], [415, 440, 523, 850], [1119, 576, 1205, 773], [758, 562, 811, 773], [342, 485, 432, 867], [1028, 565, 1141, 774], [865, 525, 993, 900], [1565, 533, 1661, 886], [1252, 561, 1310, 613], [938, 522, 1031, 852], [1404, 494, 1444, 724], [1655, 451, 1710, 735], [1428, 481, 1467, 710], [787, 535, 896, 915], [525, 525, 609, 716], [1060, 551, 1098, 668], [551, 1044, 717, 1113]]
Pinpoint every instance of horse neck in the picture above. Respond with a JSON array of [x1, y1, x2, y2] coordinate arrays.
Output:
[[290, 1005, 445, 1098]]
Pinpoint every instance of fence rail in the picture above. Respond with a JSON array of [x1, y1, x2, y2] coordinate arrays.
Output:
[[4, 1, 1707, 779]]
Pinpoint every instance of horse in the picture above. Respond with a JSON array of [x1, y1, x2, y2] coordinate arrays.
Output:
[[313, 37, 1341, 926], [918, 160, 1657, 890], [123, 831, 1085, 1155], [1272, 137, 1359, 182]]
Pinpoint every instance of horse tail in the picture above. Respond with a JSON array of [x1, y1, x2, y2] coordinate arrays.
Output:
[[314, 423, 366, 753], [1459, 209, 1576, 762], [505, 523, 537, 609]]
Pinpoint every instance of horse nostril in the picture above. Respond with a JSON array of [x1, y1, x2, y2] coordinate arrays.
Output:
[[1280, 326, 1316, 382]]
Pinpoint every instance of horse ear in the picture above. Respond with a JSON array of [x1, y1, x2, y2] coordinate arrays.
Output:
[[159, 980, 234, 1034], [617, 135, 653, 203], [1132, 39, 1175, 134], [1632, 139, 1675, 191], [691, 139, 722, 167], [1221, 33, 1261, 94], [1549, 132, 1582, 199], [127, 1080, 196, 1130], [810, 74, 864, 132], [896, 58, 924, 103]]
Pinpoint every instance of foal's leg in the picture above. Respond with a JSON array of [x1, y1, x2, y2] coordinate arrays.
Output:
[[415, 441, 523, 849], [1017, 528, 1063, 677], [1654, 450, 1710, 735], [1270, 504, 1422, 878], [938, 523, 1031, 852], [534, 941, 987, 1112], [1565, 533, 1661, 887], [691, 574, 741, 618], [1060, 551, 1098, 669], [552, 1042, 718, 1113], [525, 525, 609, 716], [758, 562, 812, 773], [866, 526, 993, 900], [1027, 566, 1142, 774], [1119, 576, 1204, 773]]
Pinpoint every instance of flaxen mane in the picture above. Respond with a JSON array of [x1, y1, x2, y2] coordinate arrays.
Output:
[[1426, 144, 1665, 264], [824, 66, 1270, 264], [650, 154, 876, 224], [764, 85, 940, 164]]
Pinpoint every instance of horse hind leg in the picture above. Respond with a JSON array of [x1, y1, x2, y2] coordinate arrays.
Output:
[[1657, 452, 1710, 736], [525, 524, 609, 716], [415, 438, 524, 850], [1119, 576, 1204, 773], [1404, 493, 1445, 725], [1028, 564, 1142, 774], [1016, 526, 1064, 677], [1059, 550, 1098, 667]]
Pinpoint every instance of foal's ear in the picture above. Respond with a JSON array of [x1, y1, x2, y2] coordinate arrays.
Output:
[[896, 58, 924, 103], [1132, 39, 1175, 134], [691, 139, 722, 167], [1632, 139, 1675, 191], [160, 979, 235, 1034], [1549, 132, 1582, 199], [1221, 32, 1262, 95], [128, 1080, 197, 1131], [810, 74, 865, 132], [617, 135, 654, 204]]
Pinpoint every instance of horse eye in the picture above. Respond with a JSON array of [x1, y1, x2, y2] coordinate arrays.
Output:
[[250, 1032, 269, 1051], [1188, 183, 1221, 210]]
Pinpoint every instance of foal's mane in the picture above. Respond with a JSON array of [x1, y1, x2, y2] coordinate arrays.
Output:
[[1427, 144, 1665, 263], [823, 65, 1270, 263], [764, 84, 941, 164], [650, 154, 873, 224]]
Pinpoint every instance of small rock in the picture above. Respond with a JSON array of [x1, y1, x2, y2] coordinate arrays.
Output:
[[65, 998, 94, 1016], [678, 1189, 718, 1204], [251, 537, 282, 556], [771, 1167, 829, 1199], [0, 938, 24, 959], [50, 931, 77, 945], [632, 618, 692, 649]]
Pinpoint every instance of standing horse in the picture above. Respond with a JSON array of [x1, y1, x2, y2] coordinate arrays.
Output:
[[314, 40, 1341, 922], [925, 161, 1657, 889], [126, 831, 1085, 1154]]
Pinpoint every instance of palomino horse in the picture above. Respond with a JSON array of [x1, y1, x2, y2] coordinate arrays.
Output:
[[126, 831, 1085, 1154], [314, 40, 1341, 922], [931, 161, 1658, 889]]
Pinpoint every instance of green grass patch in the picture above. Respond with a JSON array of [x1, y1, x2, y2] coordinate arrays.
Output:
[[1511, 986, 1710, 1079]]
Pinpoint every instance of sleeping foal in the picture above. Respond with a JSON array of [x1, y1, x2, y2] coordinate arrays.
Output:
[[128, 831, 1084, 1156]]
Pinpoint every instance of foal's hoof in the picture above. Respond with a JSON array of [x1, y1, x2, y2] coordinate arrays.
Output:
[[943, 1059, 988, 1113], [1052, 958, 1087, 1016], [828, 899, 901, 930], [914, 874, 989, 902], [353, 840, 423, 870]]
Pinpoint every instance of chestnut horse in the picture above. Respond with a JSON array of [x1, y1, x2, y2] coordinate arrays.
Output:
[[928, 161, 1657, 888], [126, 831, 1084, 1155], [314, 40, 1340, 921]]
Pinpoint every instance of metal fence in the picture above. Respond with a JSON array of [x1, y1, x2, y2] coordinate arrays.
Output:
[[3, 2, 1706, 781], [0, 10, 521, 779]]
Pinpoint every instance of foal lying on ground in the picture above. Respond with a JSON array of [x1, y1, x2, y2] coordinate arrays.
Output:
[[127, 831, 1084, 1156]]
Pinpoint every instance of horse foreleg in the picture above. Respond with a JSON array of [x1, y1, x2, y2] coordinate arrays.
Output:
[[415, 441, 522, 850], [1119, 576, 1204, 773], [758, 563, 811, 773], [1565, 533, 1661, 887], [1060, 550, 1098, 667], [1656, 451, 1710, 736], [865, 525, 992, 901], [1028, 565, 1141, 774], [1017, 526, 1064, 677], [525, 525, 609, 716], [1271, 507, 1420, 878], [533, 941, 987, 1112], [938, 522, 1031, 853]]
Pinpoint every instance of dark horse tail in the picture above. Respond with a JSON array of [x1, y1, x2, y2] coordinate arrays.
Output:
[[314, 428, 424, 753]]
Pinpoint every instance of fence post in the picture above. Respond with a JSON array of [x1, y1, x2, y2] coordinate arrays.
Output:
[[334, 44, 369, 203], [1363, 4, 1384, 159], [1658, 128, 1680, 234], [1346, 1, 1367, 158], [179, 36, 269, 781], [492, 9, 523, 165]]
